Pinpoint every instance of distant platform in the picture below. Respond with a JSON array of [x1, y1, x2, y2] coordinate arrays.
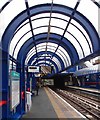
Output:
[[68, 86, 100, 94]]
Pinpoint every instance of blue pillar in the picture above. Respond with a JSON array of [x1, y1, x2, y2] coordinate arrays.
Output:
[[32, 74, 36, 91], [26, 70, 30, 92], [2, 51, 9, 119], [16, 63, 26, 117]]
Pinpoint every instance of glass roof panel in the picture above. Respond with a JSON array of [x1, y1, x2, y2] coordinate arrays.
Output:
[[0, 0, 26, 40], [13, 33, 35, 59], [57, 47, 70, 66], [53, 0, 78, 8], [28, 0, 52, 7], [71, 19, 93, 52], [27, 0, 80, 14], [58, 46, 71, 65], [50, 18, 67, 29], [37, 43, 46, 47], [47, 42, 58, 47], [31, 13, 50, 20], [10, 32, 32, 58], [52, 57, 61, 70], [33, 27, 47, 35], [47, 48, 55, 53], [56, 51, 68, 67], [31, 18, 49, 28], [50, 27, 64, 35], [67, 23, 91, 57], [52, 13, 70, 21], [25, 42, 70, 67], [26, 52, 36, 64], [64, 32, 84, 59], [27, 47, 35, 56], [77, 0, 99, 32], [25, 44, 67, 66]]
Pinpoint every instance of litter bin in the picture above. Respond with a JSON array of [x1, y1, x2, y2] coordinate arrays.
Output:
[[26, 91, 32, 112]]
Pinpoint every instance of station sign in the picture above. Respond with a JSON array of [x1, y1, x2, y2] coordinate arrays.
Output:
[[28, 66, 40, 73], [10, 71, 20, 110]]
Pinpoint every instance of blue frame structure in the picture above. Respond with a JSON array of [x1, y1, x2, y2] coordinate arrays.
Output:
[[0, 1, 100, 119]]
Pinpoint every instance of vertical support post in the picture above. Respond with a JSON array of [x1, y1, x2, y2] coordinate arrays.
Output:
[[0, 49, 2, 120], [16, 62, 26, 115], [2, 51, 9, 119], [26, 69, 30, 92]]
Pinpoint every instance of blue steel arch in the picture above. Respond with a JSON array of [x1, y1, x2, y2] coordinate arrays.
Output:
[[27, 51, 64, 69], [1, 4, 100, 53], [12, 16, 92, 56], [12, 24, 85, 59], [16, 33, 79, 69], [26, 46, 69, 67]]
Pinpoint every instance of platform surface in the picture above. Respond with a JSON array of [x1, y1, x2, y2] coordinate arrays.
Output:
[[22, 88, 58, 119], [22, 87, 86, 119]]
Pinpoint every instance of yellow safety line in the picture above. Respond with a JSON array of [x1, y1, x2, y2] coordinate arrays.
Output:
[[44, 87, 66, 119]]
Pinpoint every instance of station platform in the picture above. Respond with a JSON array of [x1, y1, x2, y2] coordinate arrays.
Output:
[[22, 87, 86, 119], [67, 86, 100, 94]]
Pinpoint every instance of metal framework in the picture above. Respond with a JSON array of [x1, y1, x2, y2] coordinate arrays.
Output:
[[0, 1, 100, 119]]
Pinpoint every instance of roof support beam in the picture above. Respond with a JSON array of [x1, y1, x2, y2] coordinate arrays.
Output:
[[45, 0, 53, 65], [49, 0, 80, 63], [25, 0, 38, 61], [91, 0, 100, 8]]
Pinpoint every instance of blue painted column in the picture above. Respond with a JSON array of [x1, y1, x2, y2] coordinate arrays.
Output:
[[32, 73, 36, 91], [0, 49, 2, 120], [26, 69, 30, 92], [2, 50, 9, 119], [16, 63, 26, 117]]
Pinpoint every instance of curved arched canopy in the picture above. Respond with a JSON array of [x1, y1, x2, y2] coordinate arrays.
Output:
[[0, 0, 100, 73], [17, 33, 79, 64]]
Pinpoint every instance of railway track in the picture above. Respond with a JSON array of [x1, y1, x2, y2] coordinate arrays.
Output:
[[53, 89, 100, 120], [67, 88, 100, 103]]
